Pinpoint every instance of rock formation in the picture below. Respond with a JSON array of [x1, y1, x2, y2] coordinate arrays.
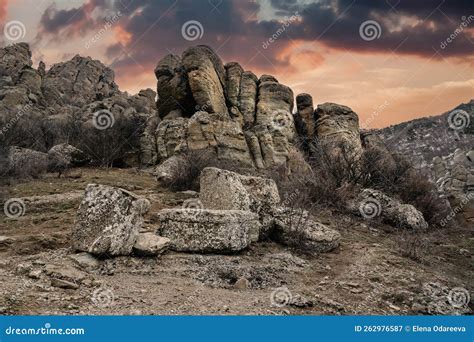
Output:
[[154, 167, 341, 253], [153, 45, 298, 169], [314, 102, 363, 158], [0, 43, 157, 167], [1, 42, 382, 173]]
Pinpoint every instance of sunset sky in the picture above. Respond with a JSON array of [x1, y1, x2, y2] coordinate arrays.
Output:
[[1, 0, 473, 128]]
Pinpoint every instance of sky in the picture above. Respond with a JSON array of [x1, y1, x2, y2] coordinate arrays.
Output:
[[1, 0, 473, 128]]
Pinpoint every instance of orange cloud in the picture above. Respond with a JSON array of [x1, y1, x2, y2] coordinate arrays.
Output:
[[0, 0, 8, 23], [113, 25, 132, 46]]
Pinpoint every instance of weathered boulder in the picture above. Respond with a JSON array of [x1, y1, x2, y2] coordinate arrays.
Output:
[[156, 209, 259, 252], [48, 143, 89, 167], [200, 167, 280, 211], [315, 103, 362, 157], [7, 146, 49, 177], [72, 184, 150, 256], [154, 155, 186, 183], [238, 173, 280, 212], [0, 43, 32, 83], [199, 167, 251, 211], [199, 167, 280, 239], [133, 233, 170, 256], [355, 188, 428, 230], [255, 75, 294, 134], [182, 46, 228, 117], [271, 207, 341, 253]]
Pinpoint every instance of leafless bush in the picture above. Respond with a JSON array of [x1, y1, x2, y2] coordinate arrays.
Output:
[[73, 112, 146, 167], [0, 110, 46, 151], [264, 140, 448, 226]]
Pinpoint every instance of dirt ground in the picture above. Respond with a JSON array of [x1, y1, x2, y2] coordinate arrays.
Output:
[[0, 167, 472, 315]]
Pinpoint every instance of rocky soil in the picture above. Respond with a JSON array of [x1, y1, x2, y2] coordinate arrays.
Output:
[[0, 168, 472, 315]]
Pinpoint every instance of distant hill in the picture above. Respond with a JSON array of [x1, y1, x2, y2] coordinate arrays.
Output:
[[375, 99, 474, 170]]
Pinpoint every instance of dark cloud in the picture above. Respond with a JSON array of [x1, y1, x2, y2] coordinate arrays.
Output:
[[35, 0, 474, 76], [40, 5, 87, 33], [287, 0, 474, 58]]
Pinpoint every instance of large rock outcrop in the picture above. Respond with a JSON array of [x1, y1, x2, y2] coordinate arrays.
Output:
[[294, 93, 315, 141], [42, 55, 119, 108], [153, 45, 298, 169], [0, 43, 157, 167]]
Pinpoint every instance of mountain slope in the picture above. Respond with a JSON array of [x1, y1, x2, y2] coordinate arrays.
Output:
[[375, 99, 474, 170]]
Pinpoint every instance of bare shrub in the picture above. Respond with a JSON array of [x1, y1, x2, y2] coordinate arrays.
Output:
[[358, 149, 449, 226], [0, 110, 46, 151], [74, 112, 146, 167], [263, 139, 448, 227]]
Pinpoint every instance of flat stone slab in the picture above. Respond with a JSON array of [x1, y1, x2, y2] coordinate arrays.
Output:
[[156, 209, 260, 253]]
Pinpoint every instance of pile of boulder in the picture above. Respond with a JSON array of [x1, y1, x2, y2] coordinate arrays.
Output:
[[71, 168, 341, 257], [156, 166, 340, 253]]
